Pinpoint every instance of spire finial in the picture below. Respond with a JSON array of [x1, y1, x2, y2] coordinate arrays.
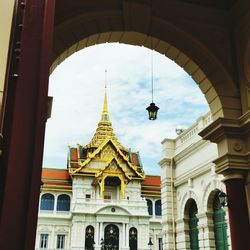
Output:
[[101, 69, 109, 122], [105, 69, 107, 90]]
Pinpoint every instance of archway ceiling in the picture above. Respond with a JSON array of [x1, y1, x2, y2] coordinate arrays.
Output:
[[52, 0, 243, 119]]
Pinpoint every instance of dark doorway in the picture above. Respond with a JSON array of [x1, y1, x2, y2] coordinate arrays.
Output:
[[213, 192, 229, 250], [129, 227, 137, 250], [85, 225, 95, 250], [104, 224, 119, 250]]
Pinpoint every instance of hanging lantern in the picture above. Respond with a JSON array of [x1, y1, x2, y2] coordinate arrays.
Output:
[[146, 36, 159, 120], [146, 102, 159, 120], [218, 191, 228, 207]]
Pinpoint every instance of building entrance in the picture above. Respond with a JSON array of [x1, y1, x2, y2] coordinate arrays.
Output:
[[104, 224, 119, 250]]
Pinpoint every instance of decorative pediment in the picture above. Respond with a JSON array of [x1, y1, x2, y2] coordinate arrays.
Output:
[[95, 157, 131, 180], [70, 138, 144, 179]]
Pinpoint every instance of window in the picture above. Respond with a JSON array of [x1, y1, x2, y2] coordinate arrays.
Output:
[[40, 193, 54, 210], [86, 194, 91, 200], [104, 192, 111, 201], [57, 234, 65, 249], [57, 194, 70, 211], [155, 200, 162, 216], [146, 199, 153, 215], [40, 234, 48, 249]]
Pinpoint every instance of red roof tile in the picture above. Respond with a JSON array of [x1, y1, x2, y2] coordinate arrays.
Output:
[[42, 169, 70, 180], [142, 176, 161, 186]]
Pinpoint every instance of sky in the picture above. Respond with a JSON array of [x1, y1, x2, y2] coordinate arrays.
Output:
[[42, 43, 209, 175]]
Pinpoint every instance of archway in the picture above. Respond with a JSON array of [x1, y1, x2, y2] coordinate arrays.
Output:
[[129, 227, 137, 250], [0, 1, 249, 250], [85, 225, 95, 250], [104, 224, 119, 250]]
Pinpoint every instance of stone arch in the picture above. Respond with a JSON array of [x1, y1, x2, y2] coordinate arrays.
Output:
[[180, 190, 200, 219], [51, 2, 242, 120], [202, 180, 225, 212]]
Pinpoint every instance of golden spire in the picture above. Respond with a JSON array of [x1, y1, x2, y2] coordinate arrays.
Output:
[[101, 70, 110, 122], [85, 70, 127, 151]]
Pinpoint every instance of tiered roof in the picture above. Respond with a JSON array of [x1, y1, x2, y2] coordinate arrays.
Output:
[[67, 82, 144, 179]]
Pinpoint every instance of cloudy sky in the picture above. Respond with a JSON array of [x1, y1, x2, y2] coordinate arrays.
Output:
[[43, 43, 209, 175]]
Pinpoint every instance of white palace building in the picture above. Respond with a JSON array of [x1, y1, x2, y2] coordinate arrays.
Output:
[[35, 86, 162, 250], [35, 86, 229, 250]]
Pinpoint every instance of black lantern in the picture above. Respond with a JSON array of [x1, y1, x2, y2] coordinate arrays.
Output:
[[148, 237, 153, 250], [146, 36, 159, 120], [218, 191, 228, 207], [146, 102, 159, 120]]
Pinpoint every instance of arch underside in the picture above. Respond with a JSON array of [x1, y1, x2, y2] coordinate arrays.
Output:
[[52, 1, 242, 120]]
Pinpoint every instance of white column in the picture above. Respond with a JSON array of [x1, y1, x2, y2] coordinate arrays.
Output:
[[126, 223, 129, 248], [100, 222, 103, 241], [152, 199, 155, 218], [153, 231, 157, 250], [122, 223, 126, 248], [53, 194, 57, 215], [95, 222, 100, 247]]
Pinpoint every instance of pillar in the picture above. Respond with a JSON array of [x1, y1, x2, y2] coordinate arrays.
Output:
[[100, 222, 103, 241], [122, 223, 126, 248], [95, 222, 100, 248], [224, 175, 250, 250], [199, 116, 250, 250], [159, 154, 177, 250], [0, 0, 55, 249], [126, 223, 129, 248]]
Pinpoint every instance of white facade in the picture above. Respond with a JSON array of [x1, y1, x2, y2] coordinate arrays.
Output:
[[36, 179, 162, 250], [159, 112, 230, 250]]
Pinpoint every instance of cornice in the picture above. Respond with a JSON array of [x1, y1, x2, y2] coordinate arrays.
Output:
[[199, 113, 250, 143], [199, 117, 241, 143], [158, 157, 172, 167], [213, 152, 250, 176]]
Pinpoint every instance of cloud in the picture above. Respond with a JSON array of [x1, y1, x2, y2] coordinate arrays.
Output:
[[43, 43, 209, 174]]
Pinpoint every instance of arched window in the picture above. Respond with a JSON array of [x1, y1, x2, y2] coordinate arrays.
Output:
[[57, 194, 70, 211], [85, 225, 95, 250], [213, 192, 229, 250], [155, 200, 162, 216], [188, 199, 199, 250], [146, 199, 153, 215], [129, 227, 137, 250], [40, 193, 54, 210]]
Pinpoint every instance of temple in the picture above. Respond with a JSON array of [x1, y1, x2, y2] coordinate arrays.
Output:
[[36, 84, 162, 250]]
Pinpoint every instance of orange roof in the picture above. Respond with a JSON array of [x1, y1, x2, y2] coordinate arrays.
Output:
[[142, 175, 161, 186], [41, 169, 72, 191], [42, 169, 70, 180], [141, 175, 161, 198]]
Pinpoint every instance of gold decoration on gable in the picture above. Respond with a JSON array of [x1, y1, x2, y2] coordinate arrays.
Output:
[[101, 144, 117, 160]]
